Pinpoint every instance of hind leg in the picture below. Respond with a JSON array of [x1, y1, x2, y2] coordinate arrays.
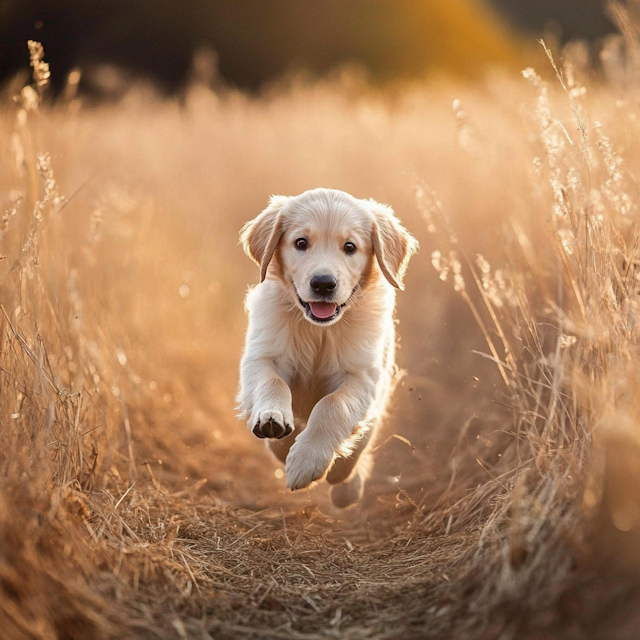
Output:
[[326, 424, 375, 508], [329, 450, 374, 508], [326, 426, 373, 485]]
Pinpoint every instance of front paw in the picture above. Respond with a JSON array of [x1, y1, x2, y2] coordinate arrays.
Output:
[[285, 438, 335, 490], [250, 409, 294, 440]]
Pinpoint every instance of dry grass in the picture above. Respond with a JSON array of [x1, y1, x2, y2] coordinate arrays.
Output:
[[2, 27, 640, 640]]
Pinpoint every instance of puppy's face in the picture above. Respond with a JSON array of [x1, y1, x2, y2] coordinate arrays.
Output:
[[241, 188, 418, 326], [278, 200, 372, 324]]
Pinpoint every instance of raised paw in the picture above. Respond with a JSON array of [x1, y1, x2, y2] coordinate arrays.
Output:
[[285, 437, 335, 490], [251, 410, 294, 440]]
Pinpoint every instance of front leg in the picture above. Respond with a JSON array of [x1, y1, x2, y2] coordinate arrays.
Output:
[[237, 358, 294, 440], [285, 372, 376, 490]]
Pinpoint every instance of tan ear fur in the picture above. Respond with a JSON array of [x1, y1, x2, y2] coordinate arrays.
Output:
[[240, 195, 289, 282], [369, 200, 419, 290]]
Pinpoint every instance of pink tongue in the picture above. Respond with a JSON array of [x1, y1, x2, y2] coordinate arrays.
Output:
[[309, 302, 337, 319]]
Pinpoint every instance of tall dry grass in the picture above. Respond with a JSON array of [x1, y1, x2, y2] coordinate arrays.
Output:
[[2, 24, 640, 639]]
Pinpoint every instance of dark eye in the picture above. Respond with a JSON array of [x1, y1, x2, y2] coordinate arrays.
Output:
[[295, 238, 308, 251], [344, 242, 356, 254]]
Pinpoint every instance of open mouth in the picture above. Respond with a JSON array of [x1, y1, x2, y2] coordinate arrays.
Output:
[[296, 295, 347, 324]]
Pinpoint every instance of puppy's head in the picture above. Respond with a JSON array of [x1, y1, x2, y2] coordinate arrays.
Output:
[[241, 188, 418, 326]]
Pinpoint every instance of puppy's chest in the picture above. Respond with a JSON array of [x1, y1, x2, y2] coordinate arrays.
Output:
[[285, 336, 345, 418], [276, 326, 349, 387]]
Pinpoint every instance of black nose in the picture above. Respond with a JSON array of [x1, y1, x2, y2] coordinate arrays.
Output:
[[310, 274, 337, 295]]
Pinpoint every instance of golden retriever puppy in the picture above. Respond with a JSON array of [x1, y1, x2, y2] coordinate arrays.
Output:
[[237, 188, 418, 507]]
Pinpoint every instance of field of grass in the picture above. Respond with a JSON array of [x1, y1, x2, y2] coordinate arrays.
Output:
[[2, 33, 640, 639]]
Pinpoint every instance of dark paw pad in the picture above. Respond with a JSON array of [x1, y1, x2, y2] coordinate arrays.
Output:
[[253, 418, 292, 439]]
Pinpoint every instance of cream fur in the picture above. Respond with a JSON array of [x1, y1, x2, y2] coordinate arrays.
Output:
[[237, 188, 417, 507]]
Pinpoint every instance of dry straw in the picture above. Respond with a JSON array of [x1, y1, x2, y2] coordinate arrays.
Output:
[[2, 28, 640, 640]]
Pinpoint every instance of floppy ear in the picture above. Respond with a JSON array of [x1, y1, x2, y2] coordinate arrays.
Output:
[[240, 195, 289, 282], [369, 200, 419, 290]]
